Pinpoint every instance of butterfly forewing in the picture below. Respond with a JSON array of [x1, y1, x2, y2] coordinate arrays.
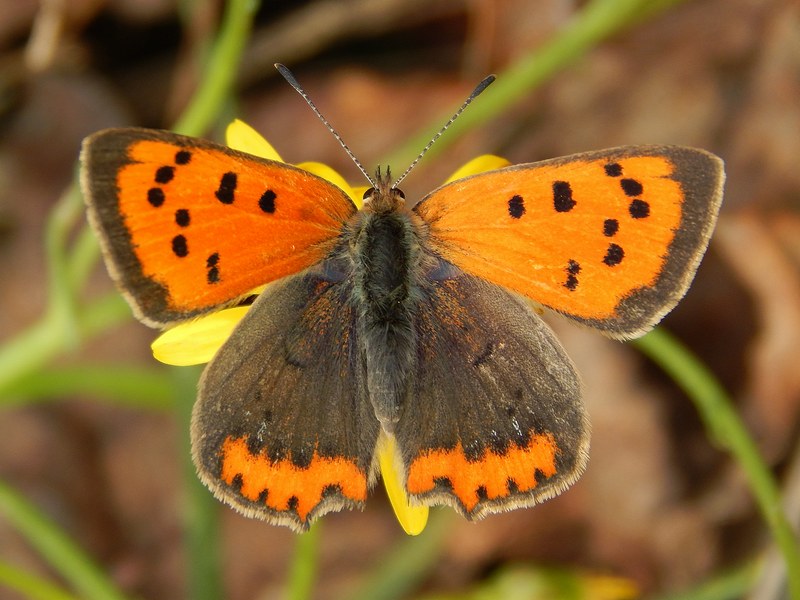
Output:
[[81, 128, 357, 326], [414, 146, 724, 338]]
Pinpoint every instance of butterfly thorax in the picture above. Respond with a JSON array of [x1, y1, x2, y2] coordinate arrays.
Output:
[[362, 168, 405, 214], [347, 179, 427, 430]]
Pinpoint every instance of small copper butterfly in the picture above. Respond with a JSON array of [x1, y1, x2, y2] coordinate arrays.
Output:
[[79, 66, 724, 532]]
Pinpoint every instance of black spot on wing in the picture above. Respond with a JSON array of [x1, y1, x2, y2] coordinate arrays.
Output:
[[603, 218, 619, 237], [603, 243, 624, 266], [565, 259, 581, 290], [629, 199, 650, 219], [215, 172, 237, 204], [207, 253, 220, 284], [175, 208, 190, 227], [172, 235, 188, 257], [508, 195, 525, 219], [155, 166, 175, 184], [620, 178, 643, 197], [553, 181, 576, 212], [147, 188, 165, 207], [259, 189, 277, 213]]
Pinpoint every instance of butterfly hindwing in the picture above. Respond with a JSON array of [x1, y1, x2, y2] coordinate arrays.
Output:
[[415, 146, 724, 338], [192, 269, 379, 532], [393, 270, 588, 519], [80, 128, 357, 326]]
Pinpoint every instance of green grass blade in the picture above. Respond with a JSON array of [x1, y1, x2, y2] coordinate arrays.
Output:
[[286, 523, 321, 600], [0, 481, 130, 600], [0, 560, 81, 600], [634, 329, 800, 598], [1, 365, 174, 410], [347, 511, 455, 600]]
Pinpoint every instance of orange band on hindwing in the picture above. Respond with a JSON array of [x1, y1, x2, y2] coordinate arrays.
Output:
[[406, 433, 559, 514], [219, 436, 368, 523]]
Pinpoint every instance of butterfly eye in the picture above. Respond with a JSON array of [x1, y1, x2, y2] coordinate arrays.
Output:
[[394, 188, 406, 200], [363, 188, 375, 200]]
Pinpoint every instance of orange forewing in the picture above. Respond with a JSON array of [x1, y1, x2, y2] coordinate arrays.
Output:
[[416, 146, 724, 337], [81, 128, 356, 326]]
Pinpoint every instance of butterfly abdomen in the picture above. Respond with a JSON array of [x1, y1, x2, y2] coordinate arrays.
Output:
[[349, 208, 425, 429]]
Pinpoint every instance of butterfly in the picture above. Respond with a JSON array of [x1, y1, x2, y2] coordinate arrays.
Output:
[[80, 72, 724, 533]]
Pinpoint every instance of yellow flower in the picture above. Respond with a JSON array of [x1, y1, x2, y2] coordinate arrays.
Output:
[[152, 120, 508, 534]]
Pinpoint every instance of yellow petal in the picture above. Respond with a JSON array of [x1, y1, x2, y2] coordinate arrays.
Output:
[[225, 119, 283, 161], [296, 161, 361, 207], [444, 154, 511, 183], [378, 431, 428, 535], [350, 185, 370, 208], [151, 306, 250, 366]]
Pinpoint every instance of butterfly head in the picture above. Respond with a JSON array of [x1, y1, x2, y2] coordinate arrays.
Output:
[[363, 166, 405, 213]]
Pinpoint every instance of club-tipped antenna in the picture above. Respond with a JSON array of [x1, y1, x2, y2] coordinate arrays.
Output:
[[275, 63, 376, 187], [391, 74, 496, 189]]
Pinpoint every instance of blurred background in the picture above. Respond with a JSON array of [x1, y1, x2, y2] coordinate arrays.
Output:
[[0, 0, 798, 599]]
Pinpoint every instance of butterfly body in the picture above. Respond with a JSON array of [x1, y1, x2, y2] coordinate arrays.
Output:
[[343, 177, 429, 428], [81, 127, 724, 532]]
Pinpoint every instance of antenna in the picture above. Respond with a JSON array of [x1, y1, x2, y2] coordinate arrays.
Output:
[[391, 74, 496, 189], [275, 63, 376, 187], [276, 64, 495, 190]]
